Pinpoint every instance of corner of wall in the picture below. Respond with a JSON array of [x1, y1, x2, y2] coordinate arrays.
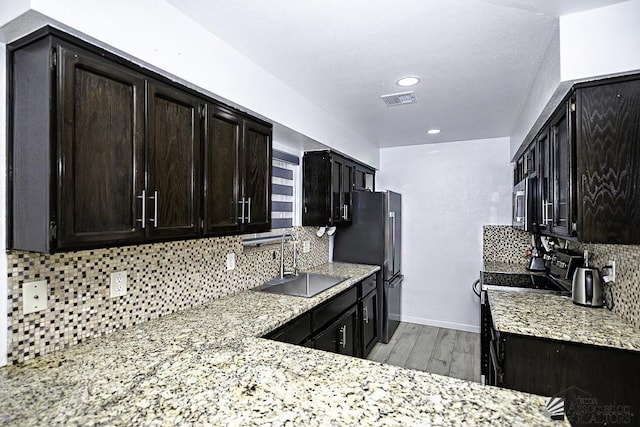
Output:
[[509, 24, 561, 159]]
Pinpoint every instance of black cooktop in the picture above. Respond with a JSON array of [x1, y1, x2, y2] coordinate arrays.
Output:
[[481, 271, 570, 294]]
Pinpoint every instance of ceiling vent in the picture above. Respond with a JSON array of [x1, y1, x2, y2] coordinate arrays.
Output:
[[381, 91, 417, 107]]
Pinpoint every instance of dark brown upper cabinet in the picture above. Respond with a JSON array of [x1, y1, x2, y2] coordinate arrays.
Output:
[[202, 104, 272, 236], [9, 27, 272, 253], [548, 101, 576, 238], [241, 119, 272, 233], [353, 163, 375, 192], [576, 78, 640, 243], [515, 74, 640, 244], [10, 37, 149, 252], [146, 80, 201, 240], [303, 150, 374, 228], [203, 104, 242, 235]]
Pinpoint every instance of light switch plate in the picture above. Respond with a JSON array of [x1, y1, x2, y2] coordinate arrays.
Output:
[[23, 280, 48, 314], [110, 271, 127, 298], [226, 253, 236, 271], [303, 240, 311, 253]]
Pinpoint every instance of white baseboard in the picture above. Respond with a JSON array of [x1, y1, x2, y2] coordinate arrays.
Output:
[[389, 313, 480, 334]]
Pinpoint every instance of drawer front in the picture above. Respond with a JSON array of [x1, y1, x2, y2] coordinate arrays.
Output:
[[312, 286, 357, 333], [359, 274, 377, 298], [264, 312, 311, 345]]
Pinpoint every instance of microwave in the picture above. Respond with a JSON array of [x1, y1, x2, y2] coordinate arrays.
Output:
[[512, 176, 536, 231]]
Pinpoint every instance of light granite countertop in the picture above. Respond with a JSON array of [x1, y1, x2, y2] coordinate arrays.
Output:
[[489, 290, 640, 352], [1, 262, 566, 426]]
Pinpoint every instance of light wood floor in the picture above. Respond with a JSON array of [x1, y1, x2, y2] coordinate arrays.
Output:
[[367, 322, 481, 383]]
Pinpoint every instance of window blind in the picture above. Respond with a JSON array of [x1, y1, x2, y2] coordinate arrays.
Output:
[[271, 149, 299, 230]]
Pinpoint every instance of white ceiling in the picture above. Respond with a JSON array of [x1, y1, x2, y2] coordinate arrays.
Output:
[[168, 0, 627, 148]]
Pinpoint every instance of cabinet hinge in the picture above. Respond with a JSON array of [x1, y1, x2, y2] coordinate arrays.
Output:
[[198, 104, 205, 119], [49, 221, 58, 240], [50, 49, 58, 70]]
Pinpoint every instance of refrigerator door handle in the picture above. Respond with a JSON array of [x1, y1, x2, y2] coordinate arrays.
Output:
[[389, 211, 396, 274], [388, 274, 404, 288]]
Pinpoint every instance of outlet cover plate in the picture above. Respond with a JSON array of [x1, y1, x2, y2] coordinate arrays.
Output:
[[226, 253, 236, 271], [303, 240, 311, 253], [23, 280, 47, 314], [110, 271, 127, 298]]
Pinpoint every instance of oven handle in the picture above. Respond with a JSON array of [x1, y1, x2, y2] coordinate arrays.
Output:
[[472, 279, 481, 297]]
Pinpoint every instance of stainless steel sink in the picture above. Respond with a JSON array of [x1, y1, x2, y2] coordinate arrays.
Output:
[[253, 273, 348, 297]]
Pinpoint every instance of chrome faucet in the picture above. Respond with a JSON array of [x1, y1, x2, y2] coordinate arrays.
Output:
[[280, 229, 298, 278]]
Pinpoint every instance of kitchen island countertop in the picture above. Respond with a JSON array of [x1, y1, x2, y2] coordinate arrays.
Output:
[[1, 262, 565, 426]]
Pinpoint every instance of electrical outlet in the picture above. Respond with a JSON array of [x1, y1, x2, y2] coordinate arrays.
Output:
[[23, 280, 48, 314], [110, 271, 127, 298], [607, 260, 616, 282], [303, 240, 311, 253], [226, 253, 236, 271]]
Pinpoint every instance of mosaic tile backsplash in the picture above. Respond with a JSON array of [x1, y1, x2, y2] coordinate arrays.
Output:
[[6, 226, 329, 365], [483, 225, 640, 329], [482, 225, 531, 264]]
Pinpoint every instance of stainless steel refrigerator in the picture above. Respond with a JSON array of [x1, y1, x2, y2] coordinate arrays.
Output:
[[333, 190, 403, 343]]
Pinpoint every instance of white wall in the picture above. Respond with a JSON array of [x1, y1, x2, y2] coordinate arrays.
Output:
[[377, 138, 512, 332], [510, 25, 561, 158], [560, 0, 640, 81]]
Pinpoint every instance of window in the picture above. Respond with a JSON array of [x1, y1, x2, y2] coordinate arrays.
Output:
[[271, 149, 299, 230], [243, 148, 300, 246]]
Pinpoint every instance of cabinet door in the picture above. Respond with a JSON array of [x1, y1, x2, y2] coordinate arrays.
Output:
[[330, 155, 352, 225], [360, 290, 379, 357], [577, 80, 640, 243], [331, 157, 343, 224], [203, 104, 241, 235], [147, 81, 201, 239], [342, 161, 354, 223], [313, 305, 358, 357], [58, 45, 146, 248], [302, 152, 331, 226], [537, 129, 552, 232], [241, 119, 272, 233], [550, 103, 575, 237]]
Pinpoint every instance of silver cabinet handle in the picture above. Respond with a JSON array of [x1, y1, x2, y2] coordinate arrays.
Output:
[[543, 200, 553, 225], [363, 306, 369, 324], [344, 204, 348, 220], [149, 190, 158, 227], [238, 198, 245, 223], [247, 197, 251, 223], [339, 325, 347, 348], [136, 190, 146, 229]]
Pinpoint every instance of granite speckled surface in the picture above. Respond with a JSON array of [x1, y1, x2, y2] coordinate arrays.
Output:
[[1, 263, 566, 426], [489, 290, 640, 351]]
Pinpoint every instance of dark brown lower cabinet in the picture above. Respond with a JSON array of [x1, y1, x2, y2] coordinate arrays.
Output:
[[312, 306, 358, 356], [360, 289, 379, 357], [497, 333, 640, 426], [264, 276, 380, 359]]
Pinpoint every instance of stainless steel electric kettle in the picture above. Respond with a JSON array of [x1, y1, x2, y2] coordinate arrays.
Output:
[[571, 251, 603, 307]]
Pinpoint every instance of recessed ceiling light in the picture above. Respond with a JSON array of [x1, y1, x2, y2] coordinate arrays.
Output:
[[427, 129, 441, 135], [396, 76, 420, 87]]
